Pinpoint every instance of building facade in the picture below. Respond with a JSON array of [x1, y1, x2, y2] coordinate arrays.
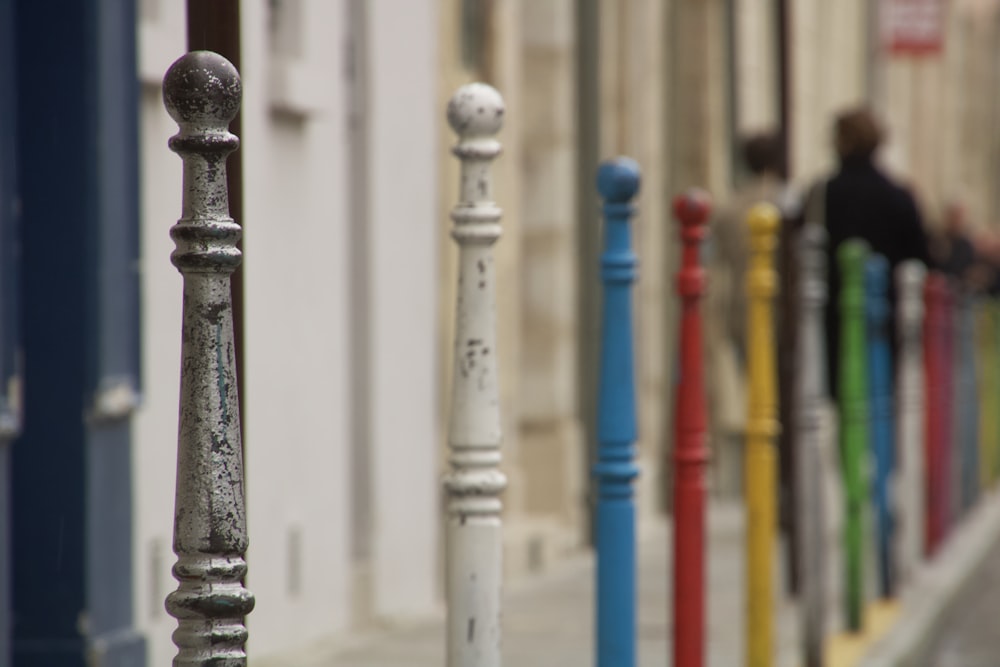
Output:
[[1, 0, 999, 665]]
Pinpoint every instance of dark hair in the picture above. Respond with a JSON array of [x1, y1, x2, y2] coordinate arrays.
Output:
[[834, 108, 884, 159], [742, 132, 782, 175]]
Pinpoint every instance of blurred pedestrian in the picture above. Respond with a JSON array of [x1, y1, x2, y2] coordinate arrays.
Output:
[[931, 201, 979, 289], [817, 107, 931, 398]]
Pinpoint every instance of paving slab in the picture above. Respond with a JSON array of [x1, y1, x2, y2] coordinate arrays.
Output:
[[256, 502, 801, 667]]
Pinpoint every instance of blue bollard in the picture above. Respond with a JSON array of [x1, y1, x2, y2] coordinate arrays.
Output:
[[865, 254, 895, 598], [594, 157, 641, 667]]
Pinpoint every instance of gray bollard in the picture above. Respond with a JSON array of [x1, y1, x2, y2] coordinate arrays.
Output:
[[894, 259, 926, 589], [795, 222, 828, 666], [162, 51, 255, 666]]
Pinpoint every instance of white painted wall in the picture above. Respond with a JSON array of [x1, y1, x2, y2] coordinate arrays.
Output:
[[133, 3, 188, 667], [365, 0, 442, 619], [241, 0, 353, 656]]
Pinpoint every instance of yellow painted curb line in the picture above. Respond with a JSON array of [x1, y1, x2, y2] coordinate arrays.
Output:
[[824, 600, 901, 667]]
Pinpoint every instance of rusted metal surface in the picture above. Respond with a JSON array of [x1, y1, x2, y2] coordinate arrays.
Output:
[[186, 0, 245, 438], [443, 83, 507, 667], [162, 50, 254, 666]]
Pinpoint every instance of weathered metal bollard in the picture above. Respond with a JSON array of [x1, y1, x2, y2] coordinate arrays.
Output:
[[923, 273, 949, 554], [672, 189, 711, 667], [865, 254, 895, 598], [162, 51, 255, 665], [795, 222, 828, 667], [594, 157, 641, 667], [745, 203, 781, 667], [838, 238, 869, 632], [895, 260, 926, 585], [443, 83, 507, 667], [953, 290, 979, 513]]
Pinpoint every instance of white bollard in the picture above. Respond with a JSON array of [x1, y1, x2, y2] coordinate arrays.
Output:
[[794, 222, 829, 665], [895, 260, 927, 590], [162, 51, 254, 665], [443, 83, 507, 667]]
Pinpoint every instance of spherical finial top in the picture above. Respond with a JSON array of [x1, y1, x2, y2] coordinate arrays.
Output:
[[897, 259, 927, 287], [672, 189, 712, 228], [163, 51, 242, 127], [837, 238, 870, 274], [447, 83, 505, 138], [865, 253, 889, 292], [924, 272, 949, 300], [747, 202, 780, 237], [596, 157, 641, 204], [800, 222, 828, 249]]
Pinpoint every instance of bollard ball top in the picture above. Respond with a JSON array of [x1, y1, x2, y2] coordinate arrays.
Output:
[[837, 238, 870, 272], [672, 189, 712, 227], [746, 202, 780, 237], [447, 83, 504, 138], [924, 271, 949, 299], [163, 51, 242, 127], [865, 253, 889, 290], [596, 157, 641, 204], [800, 222, 827, 248], [897, 259, 927, 286]]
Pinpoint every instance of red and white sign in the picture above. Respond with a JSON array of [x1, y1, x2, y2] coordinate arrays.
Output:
[[882, 0, 946, 55]]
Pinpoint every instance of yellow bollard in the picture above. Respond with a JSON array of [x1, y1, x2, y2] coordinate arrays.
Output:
[[745, 203, 782, 667]]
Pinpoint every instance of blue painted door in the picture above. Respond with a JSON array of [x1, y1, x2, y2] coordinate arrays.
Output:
[[11, 0, 144, 665]]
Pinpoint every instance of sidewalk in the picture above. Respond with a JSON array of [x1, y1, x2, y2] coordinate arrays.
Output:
[[260, 502, 801, 667], [856, 487, 1000, 667]]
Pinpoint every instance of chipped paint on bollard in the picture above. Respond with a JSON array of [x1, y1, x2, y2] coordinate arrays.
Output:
[[443, 83, 507, 667], [162, 51, 255, 666]]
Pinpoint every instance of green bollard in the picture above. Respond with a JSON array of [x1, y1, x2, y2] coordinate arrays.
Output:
[[838, 239, 870, 632]]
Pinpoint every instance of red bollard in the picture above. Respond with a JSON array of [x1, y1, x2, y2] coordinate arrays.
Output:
[[923, 273, 947, 555], [672, 190, 711, 667]]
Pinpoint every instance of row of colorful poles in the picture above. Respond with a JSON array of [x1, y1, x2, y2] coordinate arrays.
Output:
[[151, 66, 996, 667], [592, 157, 999, 667]]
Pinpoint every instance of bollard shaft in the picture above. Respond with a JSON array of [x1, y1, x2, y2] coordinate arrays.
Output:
[[745, 203, 781, 667], [838, 238, 869, 632], [594, 157, 641, 667], [162, 51, 254, 666], [671, 190, 711, 667], [923, 274, 948, 554], [443, 84, 507, 667], [976, 301, 996, 492], [866, 254, 895, 598], [895, 260, 926, 585], [795, 222, 828, 667]]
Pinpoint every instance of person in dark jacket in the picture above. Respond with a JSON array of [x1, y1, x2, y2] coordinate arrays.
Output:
[[821, 108, 931, 398]]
